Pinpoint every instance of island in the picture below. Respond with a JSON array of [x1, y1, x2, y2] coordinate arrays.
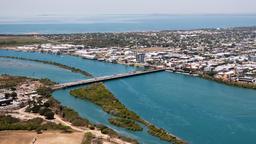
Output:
[[70, 83, 186, 144]]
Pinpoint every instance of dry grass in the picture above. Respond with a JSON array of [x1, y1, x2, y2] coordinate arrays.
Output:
[[0, 35, 48, 47], [0, 131, 84, 144]]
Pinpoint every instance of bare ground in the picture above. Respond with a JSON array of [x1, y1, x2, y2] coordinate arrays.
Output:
[[0, 131, 84, 144]]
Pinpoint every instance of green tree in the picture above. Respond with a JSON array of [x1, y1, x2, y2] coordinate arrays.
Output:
[[44, 110, 54, 120]]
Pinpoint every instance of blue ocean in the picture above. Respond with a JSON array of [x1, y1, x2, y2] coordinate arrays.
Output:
[[0, 15, 256, 34]]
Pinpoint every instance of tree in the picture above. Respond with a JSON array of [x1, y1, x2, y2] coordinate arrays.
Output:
[[4, 93, 11, 99], [10, 92, 17, 99], [39, 107, 47, 115], [36, 87, 52, 97], [43, 101, 50, 108], [10, 87, 16, 91], [44, 110, 54, 120], [31, 105, 41, 113]]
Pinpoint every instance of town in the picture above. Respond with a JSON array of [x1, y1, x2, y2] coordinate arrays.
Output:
[[1, 26, 256, 144], [5, 26, 256, 85]]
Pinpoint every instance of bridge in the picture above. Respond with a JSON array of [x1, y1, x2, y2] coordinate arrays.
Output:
[[52, 69, 165, 90]]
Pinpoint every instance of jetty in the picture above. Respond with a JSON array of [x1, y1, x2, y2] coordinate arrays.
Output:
[[52, 69, 165, 90]]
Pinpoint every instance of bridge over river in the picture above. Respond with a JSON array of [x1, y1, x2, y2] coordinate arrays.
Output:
[[52, 69, 165, 90]]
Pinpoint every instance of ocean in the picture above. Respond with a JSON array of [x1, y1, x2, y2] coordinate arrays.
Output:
[[0, 15, 256, 34]]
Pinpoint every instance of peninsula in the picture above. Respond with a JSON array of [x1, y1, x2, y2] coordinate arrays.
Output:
[[0, 75, 139, 144]]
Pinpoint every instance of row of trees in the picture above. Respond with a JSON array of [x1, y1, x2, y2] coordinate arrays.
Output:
[[4, 92, 17, 99], [0, 115, 68, 131]]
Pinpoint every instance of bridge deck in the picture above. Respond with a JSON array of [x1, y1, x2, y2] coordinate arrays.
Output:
[[52, 69, 164, 90]]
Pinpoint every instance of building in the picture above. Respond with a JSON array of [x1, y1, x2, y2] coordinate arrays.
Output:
[[136, 53, 145, 63], [0, 97, 13, 106]]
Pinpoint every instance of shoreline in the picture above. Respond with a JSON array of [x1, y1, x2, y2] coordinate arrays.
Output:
[[69, 83, 186, 144], [0, 55, 93, 78], [0, 24, 256, 35], [165, 70, 256, 90], [1, 49, 256, 144], [1, 48, 256, 90]]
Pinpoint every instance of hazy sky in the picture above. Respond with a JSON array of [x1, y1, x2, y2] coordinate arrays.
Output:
[[1, 0, 256, 17]]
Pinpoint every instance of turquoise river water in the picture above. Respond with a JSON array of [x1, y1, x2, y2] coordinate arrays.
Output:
[[0, 49, 256, 144]]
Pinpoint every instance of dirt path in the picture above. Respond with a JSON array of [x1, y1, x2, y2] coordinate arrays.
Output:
[[9, 107, 132, 144], [54, 115, 84, 132]]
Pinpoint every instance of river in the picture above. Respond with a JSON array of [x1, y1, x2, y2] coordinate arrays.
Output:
[[1, 49, 256, 144]]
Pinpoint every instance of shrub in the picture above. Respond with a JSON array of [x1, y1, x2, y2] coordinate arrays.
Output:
[[36, 87, 52, 97], [44, 110, 54, 120]]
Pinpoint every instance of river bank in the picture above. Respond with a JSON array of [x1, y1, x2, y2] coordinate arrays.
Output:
[[1, 49, 256, 144], [70, 83, 186, 144], [0, 55, 93, 78], [2, 48, 256, 90], [0, 75, 139, 144], [0, 54, 185, 143], [166, 69, 256, 90]]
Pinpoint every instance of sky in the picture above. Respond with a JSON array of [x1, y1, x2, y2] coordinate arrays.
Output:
[[1, 0, 256, 18]]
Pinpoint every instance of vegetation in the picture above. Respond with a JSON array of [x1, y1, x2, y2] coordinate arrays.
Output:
[[70, 83, 144, 131], [36, 86, 53, 97], [61, 106, 90, 126], [43, 110, 55, 119], [95, 124, 139, 144], [70, 83, 186, 144], [39, 78, 56, 86], [0, 115, 69, 131], [47, 97, 90, 127], [0, 74, 55, 90], [148, 125, 185, 144], [0, 75, 138, 143], [0, 35, 49, 47], [70, 83, 142, 122], [109, 117, 143, 131], [82, 132, 96, 144], [46, 97, 139, 143], [0, 56, 93, 77], [4, 92, 17, 99], [26, 98, 55, 120], [0, 74, 27, 89]]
